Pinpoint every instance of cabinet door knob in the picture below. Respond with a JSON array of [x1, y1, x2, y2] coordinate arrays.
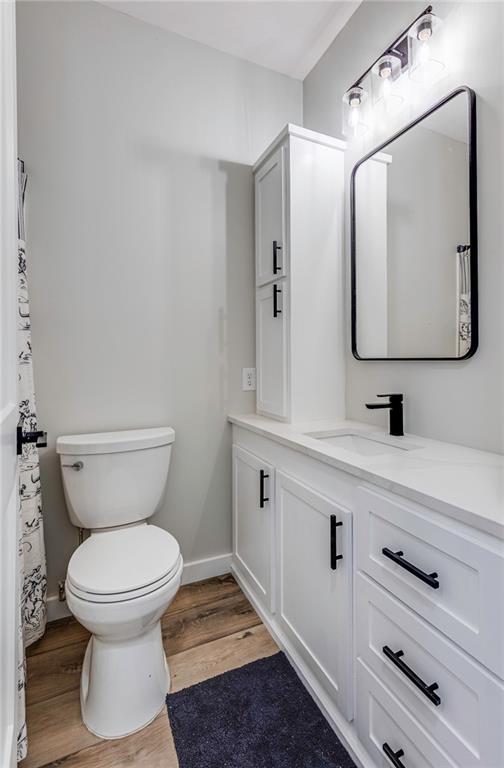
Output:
[[330, 514, 343, 570]]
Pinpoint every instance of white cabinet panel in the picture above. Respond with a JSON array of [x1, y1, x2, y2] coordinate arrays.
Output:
[[356, 572, 504, 767], [276, 470, 352, 719], [356, 486, 504, 678], [253, 126, 346, 423], [356, 660, 456, 768], [255, 147, 286, 286], [256, 280, 288, 419], [232, 445, 275, 612]]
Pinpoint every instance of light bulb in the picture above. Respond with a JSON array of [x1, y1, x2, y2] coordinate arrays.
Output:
[[342, 85, 367, 138], [417, 19, 433, 42], [419, 40, 430, 65], [382, 77, 392, 99], [378, 60, 393, 80], [349, 105, 360, 129]]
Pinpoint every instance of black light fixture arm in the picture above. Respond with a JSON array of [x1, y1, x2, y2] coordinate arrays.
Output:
[[348, 4, 432, 91]]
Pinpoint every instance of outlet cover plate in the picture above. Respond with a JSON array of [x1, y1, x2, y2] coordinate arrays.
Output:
[[242, 367, 256, 391]]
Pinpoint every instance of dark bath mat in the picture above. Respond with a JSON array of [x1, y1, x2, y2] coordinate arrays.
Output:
[[166, 652, 357, 768]]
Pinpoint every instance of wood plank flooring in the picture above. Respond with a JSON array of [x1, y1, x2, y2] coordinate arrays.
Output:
[[22, 574, 278, 768]]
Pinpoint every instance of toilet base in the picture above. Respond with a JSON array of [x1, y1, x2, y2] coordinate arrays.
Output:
[[80, 620, 169, 739]]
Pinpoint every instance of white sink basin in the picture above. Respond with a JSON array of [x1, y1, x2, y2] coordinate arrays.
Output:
[[305, 430, 421, 457]]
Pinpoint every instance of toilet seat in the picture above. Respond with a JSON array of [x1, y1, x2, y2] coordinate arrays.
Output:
[[67, 524, 181, 604]]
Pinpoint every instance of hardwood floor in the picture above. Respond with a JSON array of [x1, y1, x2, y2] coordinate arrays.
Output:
[[22, 574, 278, 768]]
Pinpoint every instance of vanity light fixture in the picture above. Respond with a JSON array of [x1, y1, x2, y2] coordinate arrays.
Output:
[[371, 53, 402, 108], [408, 11, 445, 84], [342, 5, 445, 138], [342, 85, 369, 137]]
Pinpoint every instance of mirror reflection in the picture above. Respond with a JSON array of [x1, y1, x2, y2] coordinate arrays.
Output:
[[352, 89, 476, 360]]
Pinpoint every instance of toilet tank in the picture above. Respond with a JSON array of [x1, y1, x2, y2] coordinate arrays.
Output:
[[56, 427, 175, 529]]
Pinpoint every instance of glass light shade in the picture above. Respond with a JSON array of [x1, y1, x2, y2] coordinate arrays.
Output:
[[408, 12, 445, 84], [342, 86, 369, 138], [371, 53, 403, 113]]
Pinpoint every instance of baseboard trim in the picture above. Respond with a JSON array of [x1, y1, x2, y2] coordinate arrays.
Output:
[[231, 562, 376, 768], [181, 553, 232, 585], [47, 593, 71, 622]]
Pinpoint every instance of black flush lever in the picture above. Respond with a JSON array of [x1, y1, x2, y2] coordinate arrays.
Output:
[[17, 416, 48, 456]]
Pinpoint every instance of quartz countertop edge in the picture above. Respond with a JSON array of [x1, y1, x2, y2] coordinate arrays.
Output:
[[228, 414, 504, 541]]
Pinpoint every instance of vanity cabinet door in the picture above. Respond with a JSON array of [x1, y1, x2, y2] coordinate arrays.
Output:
[[255, 146, 286, 286], [256, 280, 288, 419], [232, 445, 275, 613], [276, 471, 353, 720]]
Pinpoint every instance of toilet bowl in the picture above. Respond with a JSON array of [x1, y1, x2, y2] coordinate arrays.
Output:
[[57, 427, 182, 739]]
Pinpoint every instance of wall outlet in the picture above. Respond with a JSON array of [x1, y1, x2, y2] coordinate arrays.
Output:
[[242, 367, 256, 391]]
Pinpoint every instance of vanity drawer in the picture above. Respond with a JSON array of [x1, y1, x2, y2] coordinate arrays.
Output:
[[356, 486, 504, 678], [356, 572, 504, 767], [356, 659, 456, 768]]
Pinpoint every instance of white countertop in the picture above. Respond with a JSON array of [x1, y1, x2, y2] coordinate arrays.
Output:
[[229, 414, 504, 539]]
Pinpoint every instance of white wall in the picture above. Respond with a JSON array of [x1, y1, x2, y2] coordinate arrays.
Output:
[[16, 0, 302, 599], [304, 1, 504, 452]]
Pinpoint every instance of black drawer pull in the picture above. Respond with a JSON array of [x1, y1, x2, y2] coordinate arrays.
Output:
[[383, 646, 441, 706], [330, 514, 343, 570], [272, 240, 282, 274], [383, 743, 406, 768], [259, 469, 269, 508], [382, 547, 439, 589], [273, 284, 282, 318]]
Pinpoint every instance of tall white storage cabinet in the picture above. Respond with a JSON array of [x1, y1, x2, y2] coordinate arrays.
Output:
[[254, 125, 346, 422]]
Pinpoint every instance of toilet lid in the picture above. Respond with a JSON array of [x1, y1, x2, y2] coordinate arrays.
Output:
[[67, 524, 180, 597]]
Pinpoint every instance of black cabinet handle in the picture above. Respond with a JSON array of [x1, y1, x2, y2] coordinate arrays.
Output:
[[259, 470, 269, 508], [383, 646, 441, 706], [382, 547, 439, 589], [273, 284, 282, 318], [383, 744, 407, 768], [272, 240, 282, 274], [330, 514, 343, 570]]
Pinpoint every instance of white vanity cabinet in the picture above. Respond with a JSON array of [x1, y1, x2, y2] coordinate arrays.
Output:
[[230, 417, 504, 768], [232, 445, 275, 613], [231, 427, 355, 723], [254, 125, 346, 422], [255, 147, 286, 287], [256, 280, 288, 419], [355, 485, 504, 768], [276, 471, 353, 719]]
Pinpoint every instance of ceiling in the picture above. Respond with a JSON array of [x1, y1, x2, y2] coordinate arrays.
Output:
[[99, 1, 361, 80]]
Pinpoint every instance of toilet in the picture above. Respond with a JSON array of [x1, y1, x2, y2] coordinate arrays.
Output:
[[56, 427, 183, 740]]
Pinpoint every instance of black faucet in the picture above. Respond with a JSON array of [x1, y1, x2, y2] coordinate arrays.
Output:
[[365, 394, 404, 437]]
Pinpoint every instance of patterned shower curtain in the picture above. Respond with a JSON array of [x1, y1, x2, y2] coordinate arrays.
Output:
[[17, 159, 48, 761], [457, 245, 471, 356]]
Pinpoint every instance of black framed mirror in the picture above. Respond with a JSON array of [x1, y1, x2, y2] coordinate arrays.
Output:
[[351, 86, 477, 361]]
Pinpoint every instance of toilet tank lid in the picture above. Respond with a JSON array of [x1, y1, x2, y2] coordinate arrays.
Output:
[[56, 427, 175, 455]]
